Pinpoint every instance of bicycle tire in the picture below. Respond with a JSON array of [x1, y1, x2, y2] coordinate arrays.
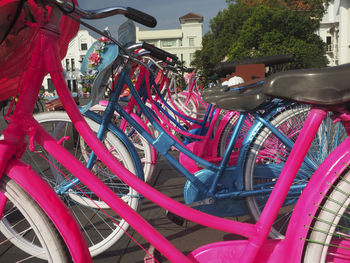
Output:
[[170, 92, 199, 119], [89, 104, 155, 182], [244, 104, 347, 238], [20, 111, 141, 257], [217, 112, 252, 157], [0, 175, 72, 262], [303, 167, 350, 262]]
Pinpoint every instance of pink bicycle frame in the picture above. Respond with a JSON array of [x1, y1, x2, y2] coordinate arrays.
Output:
[[0, 23, 92, 262]]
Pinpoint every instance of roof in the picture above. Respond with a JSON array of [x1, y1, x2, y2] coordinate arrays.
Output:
[[179, 12, 203, 23]]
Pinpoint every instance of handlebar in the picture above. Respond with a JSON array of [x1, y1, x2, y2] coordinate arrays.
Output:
[[50, 0, 157, 28], [125, 7, 157, 28], [125, 43, 185, 72], [142, 42, 178, 61]]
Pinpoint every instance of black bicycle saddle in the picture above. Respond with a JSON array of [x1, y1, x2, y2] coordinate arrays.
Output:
[[202, 81, 266, 111], [201, 83, 230, 96], [263, 63, 350, 105]]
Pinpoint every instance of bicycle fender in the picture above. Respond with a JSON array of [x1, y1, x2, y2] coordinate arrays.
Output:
[[84, 109, 145, 181], [89, 104, 157, 166], [5, 159, 92, 263]]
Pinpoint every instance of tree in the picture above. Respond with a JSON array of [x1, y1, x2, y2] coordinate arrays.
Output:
[[191, 2, 253, 75], [192, 0, 329, 76], [228, 0, 330, 19]]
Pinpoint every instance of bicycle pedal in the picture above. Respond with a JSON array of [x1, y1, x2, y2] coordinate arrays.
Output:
[[144, 245, 162, 263], [166, 210, 185, 226]]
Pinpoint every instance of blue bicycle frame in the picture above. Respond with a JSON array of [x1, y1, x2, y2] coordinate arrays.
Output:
[[77, 65, 318, 217]]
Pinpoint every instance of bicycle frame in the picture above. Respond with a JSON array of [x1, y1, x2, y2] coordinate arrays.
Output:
[[169, 70, 207, 113], [92, 65, 316, 213], [127, 67, 216, 141], [155, 71, 207, 126], [0, 20, 92, 262], [2, 4, 350, 263]]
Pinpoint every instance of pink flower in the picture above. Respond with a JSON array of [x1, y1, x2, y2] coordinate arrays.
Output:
[[98, 37, 110, 43], [89, 52, 100, 66]]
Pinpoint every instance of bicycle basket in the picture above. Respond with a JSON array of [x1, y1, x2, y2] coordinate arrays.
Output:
[[0, 0, 79, 102]]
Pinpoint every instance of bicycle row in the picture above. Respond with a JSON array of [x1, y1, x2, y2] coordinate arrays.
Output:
[[0, 1, 350, 262]]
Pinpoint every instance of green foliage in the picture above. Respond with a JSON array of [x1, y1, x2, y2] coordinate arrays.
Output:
[[191, 2, 253, 75], [193, 0, 329, 76], [227, 5, 327, 68], [228, 0, 331, 18]]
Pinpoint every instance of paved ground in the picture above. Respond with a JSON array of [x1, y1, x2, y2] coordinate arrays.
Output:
[[92, 155, 250, 263], [0, 153, 250, 263]]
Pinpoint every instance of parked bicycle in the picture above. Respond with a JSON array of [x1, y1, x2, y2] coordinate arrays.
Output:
[[26, 6, 346, 250], [1, 1, 350, 263]]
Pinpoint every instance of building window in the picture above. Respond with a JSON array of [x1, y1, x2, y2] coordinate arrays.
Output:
[[47, 78, 54, 92], [161, 39, 176, 48], [80, 55, 85, 63], [72, 80, 77, 92], [71, 58, 75, 71], [179, 39, 182, 47], [65, 59, 70, 71], [326, 36, 332, 51], [67, 80, 71, 91], [189, 53, 195, 63], [189, 37, 195, 47], [181, 54, 184, 62], [81, 43, 88, 51], [146, 40, 158, 47]]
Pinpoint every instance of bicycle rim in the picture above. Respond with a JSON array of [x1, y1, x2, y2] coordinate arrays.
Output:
[[303, 167, 350, 262], [0, 176, 71, 262], [244, 104, 347, 238]]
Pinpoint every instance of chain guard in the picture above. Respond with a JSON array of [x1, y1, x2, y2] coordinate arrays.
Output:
[[184, 169, 248, 217]]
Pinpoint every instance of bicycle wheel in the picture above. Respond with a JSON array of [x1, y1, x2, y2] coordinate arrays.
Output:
[[303, 168, 350, 262], [170, 92, 199, 119], [20, 111, 141, 257], [89, 104, 155, 182], [244, 104, 347, 238], [0, 176, 71, 262], [217, 112, 253, 158]]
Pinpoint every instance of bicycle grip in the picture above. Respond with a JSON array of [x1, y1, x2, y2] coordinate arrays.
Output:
[[142, 42, 178, 61], [125, 7, 157, 28]]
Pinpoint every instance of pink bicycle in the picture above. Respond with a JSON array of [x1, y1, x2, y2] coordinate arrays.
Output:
[[1, 1, 350, 263]]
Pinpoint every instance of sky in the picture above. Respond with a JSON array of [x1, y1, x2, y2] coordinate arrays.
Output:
[[77, 0, 229, 37]]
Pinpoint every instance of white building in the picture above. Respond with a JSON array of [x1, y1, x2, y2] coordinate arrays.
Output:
[[319, 0, 350, 66], [42, 30, 96, 94], [42, 13, 203, 94], [136, 13, 203, 67]]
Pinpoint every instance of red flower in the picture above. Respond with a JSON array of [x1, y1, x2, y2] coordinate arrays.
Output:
[[89, 52, 100, 66], [98, 37, 110, 43]]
